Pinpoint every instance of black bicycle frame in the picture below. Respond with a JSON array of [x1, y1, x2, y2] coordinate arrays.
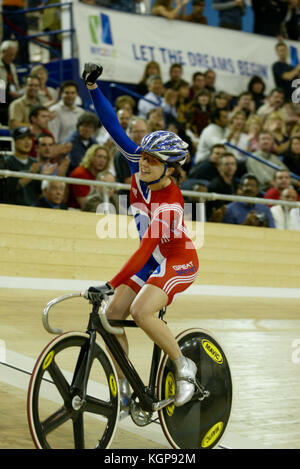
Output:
[[73, 302, 166, 413]]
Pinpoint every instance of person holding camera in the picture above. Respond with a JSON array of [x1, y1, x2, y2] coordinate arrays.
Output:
[[222, 173, 275, 227]]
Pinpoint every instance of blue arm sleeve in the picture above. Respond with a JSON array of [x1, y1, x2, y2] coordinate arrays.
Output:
[[89, 87, 140, 174]]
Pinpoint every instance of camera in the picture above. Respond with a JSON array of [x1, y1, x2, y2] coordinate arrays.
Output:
[[255, 212, 267, 226], [0, 137, 14, 156]]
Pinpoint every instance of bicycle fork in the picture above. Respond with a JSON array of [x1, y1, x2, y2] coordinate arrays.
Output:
[[70, 330, 97, 409]]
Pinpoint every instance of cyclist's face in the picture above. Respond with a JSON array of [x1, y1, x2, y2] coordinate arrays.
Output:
[[139, 152, 165, 183]]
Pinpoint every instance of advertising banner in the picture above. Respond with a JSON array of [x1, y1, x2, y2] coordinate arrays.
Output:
[[73, 2, 300, 96]]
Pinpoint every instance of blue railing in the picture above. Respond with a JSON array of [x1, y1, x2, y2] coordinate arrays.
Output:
[[2, 1, 75, 83]]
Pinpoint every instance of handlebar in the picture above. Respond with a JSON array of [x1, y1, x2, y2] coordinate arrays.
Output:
[[42, 291, 124, 336]]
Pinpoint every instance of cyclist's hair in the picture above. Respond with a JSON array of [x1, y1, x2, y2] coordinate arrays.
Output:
[[168, 162, 186, 186]]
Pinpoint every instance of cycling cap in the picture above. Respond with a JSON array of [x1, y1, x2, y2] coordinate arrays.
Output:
[[140, 131, 188, 166]]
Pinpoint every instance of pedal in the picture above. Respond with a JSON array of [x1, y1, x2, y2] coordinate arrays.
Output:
[[152, 397, 175, 412]]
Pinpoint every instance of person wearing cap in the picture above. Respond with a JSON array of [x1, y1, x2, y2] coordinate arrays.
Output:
[[4, 126, 53, 206], [181, 0, 207, 24], [8, 75, 41, 130]]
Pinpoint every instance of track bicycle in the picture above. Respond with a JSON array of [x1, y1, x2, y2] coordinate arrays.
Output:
[[27, 288, 232, 449]]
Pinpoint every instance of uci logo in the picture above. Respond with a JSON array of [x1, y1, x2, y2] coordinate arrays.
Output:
[[89, 13, 113, 46]]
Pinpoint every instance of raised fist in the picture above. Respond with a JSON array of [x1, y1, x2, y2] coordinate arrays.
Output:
[[82, 63, 103, 86]]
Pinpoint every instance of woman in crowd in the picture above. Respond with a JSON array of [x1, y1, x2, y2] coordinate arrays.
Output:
[[135, 61, 162, 96], [152, 0, 190, 19], [264, 111, 290, 156], [185, 89, 212, 138], [226, 110, 249, 161], [283, 136, 300, 177], [247, 75, 266, 111], [31, 64, 58, 107], [68, 144, 113, 209], [245, 114, 263, 152]]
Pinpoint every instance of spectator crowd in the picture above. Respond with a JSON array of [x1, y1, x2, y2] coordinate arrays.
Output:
[[1, 2, 300, 231]]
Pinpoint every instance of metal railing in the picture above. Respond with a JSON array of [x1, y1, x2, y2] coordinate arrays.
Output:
[[1, 169, 300, 210]]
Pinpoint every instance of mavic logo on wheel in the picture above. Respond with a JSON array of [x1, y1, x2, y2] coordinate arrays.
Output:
[[201, 421, 223, 448], [202, 340, 223, 365], [89, 13, 114, 45]]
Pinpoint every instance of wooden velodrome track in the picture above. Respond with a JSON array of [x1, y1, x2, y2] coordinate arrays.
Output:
[[0, 204, 300, 449]]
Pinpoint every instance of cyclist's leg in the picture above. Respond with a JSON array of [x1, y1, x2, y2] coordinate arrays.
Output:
[[106, 284, 136, 379], [106, 258, 158, 378], [130, 284, 180, 360], [130, 254, 199, 406]]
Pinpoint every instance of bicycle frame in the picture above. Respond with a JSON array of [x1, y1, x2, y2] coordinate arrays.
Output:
[[55, 299, 166, 414]]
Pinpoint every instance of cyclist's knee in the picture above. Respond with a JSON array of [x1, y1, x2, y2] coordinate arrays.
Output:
[[130, 303, 146, 326], [106, 300, 123, 320]]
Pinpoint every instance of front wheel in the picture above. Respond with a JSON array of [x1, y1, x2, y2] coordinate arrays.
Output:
[[27, 331, 120, 449], [157, 328, 232, 449]]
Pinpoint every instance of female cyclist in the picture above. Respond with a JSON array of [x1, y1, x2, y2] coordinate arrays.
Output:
[[82, 63, 199, 408]]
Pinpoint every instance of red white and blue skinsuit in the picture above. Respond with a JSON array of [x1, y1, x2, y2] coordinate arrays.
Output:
[[90, 87, 199, 305]]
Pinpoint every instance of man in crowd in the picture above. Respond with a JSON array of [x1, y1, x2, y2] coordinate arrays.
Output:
[[222, 173, 275, 227], [4, 127, 53, 206], [189, 71, 206, 100], [195, 108, 228, 164], [256, 88, 287, 122], [8, 75, 41, 129], [187, 143, 226, 186], [34, 180, 67, 210], [264, 169, 294, 201], [207, 152, 239, 220], [64, 111, 99, 172], [204, 69, 217, 94], [0, 40, 20, 126], [48, 80, 85, 143], [36, 133, 70, 177], [246, 131, 288, 191], [272, 41, 300, 102], [164, 63, 183, 90]]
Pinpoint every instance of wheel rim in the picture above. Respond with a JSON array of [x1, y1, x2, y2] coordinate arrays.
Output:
[[157, 329, 232, 449], [27, 333, 119, 449]]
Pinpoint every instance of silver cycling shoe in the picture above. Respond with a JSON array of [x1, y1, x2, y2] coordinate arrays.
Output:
[[118, 378, 131, 410], [174, 356, 197, 407]]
